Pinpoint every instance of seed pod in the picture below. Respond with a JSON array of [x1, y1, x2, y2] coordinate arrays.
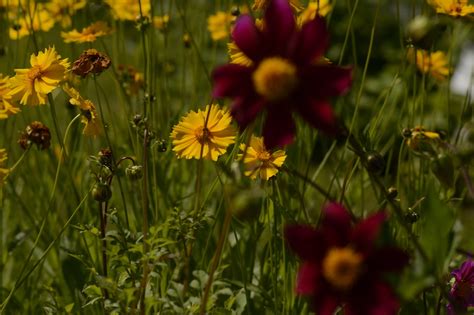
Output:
[[125, 165, 143, 181], [365, 151, 385, 174], [387, 187, 398, 199], [92, 183, 112, 202], [405, 210, 420, 223]]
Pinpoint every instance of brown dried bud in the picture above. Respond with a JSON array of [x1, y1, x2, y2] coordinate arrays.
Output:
[[98, 148, 113, 169], [72, 49, 111, 77], [18, 121, 51, 150]]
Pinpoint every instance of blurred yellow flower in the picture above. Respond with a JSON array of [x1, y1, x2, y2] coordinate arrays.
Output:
[[9, 47, 69, 106], [46, 0, 87, 28], [104, 0, 150, 21], [171, 104, 236, 161], [9, 5, 55, 39], [153, 15, 170, 30], [404, 126, 441, 157], [62, 84, 101, 136], [0, 75, 20, 120], [239, 135, 287, 180], [299, 0, 333, 25], [253, 0, 303, 12], [428, 0, 474, 17], [0, 149, 8, 185], [207, 12, 234, 41], [407, 48, 450, 81], [62, 21, 112, 43]]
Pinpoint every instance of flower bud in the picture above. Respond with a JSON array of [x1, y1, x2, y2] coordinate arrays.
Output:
[[99, 148, 113, 169], [92, 183, 112, 202], [183, 33, 191, 48], [387, 187, 398, 199], [125, 165, 143, 181], [405, 210, 419, 223], [365, 151, 385, 174]]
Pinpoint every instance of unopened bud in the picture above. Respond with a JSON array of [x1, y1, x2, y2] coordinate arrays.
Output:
[[92, 183, 112, 202], [125, 165, 143, 181]]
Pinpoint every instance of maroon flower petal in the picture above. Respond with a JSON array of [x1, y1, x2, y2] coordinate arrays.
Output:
[[290, 16, 329, 65], [264, 0, 296, 55], [297, 98, 338, 135], [368, 247, 409, 272], [319, 202, 352, 246], [314, 294, 340, 315], [232, 15, 264, 62], [262, 108, 296, 149], [230, 95, 266, 129], [300, 65, 353, 98], [296, 262, 320, 295], [285, 225, 325, 261], [351, 212, 387, 255], [345, 281, 400, 315], [212, 64, 253, 98]]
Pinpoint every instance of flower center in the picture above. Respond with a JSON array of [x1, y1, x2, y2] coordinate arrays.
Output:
[[257, 150, 271, 161], [252, 57, 298, 102], [322, 247, 363, 291], [195, 126, 211, 144], [28, 66, 43, 81]]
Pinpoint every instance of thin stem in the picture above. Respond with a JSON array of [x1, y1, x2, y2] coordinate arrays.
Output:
[[139, 128, 149, 315]]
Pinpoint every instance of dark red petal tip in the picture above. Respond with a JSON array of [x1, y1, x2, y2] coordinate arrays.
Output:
[[232, 14, 263, 62]]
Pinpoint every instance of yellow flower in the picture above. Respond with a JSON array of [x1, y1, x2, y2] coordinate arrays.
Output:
[[404, 126, 441, 157], [46, 0, 87, 28], [207, 11, 234, 41], [0, 149, 8, 185], [0, 75, 20, 120], [428, 0, 474, 17], [171, 104, 236, 161], [61, 21, 112, 43], [153, 15, 170, 30], [407, 48, 450, 81], [62, 84, 101, 136], [253, 0, 303, 12], [238, 135, 287, 180], [9, 5, 55, 39], [104, 0, 150, 21], [299, 0, 333, 25], [9, 47, 69, 106]]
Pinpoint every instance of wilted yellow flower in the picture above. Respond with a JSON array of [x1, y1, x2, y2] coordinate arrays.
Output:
[[9, 47, 69, 106], [428, 0, 474, 17], [407, 48, 450, 81], [62, 84, 101, 136], [46, 0, 87, 28], [104, 0, 150, 21], [62, 21, 112, 43], [0, 75, 20, 120], [153, 15, 170, 30], [207, 12, 234, 41], [239, 135, 287, 180], [299, 0, 333, 25], [9, 5, 55, 39], [403, 126, 442, 157], [253, 0, 303, 12], [0, 149, 8, 185], [171, 104, 236, 161]]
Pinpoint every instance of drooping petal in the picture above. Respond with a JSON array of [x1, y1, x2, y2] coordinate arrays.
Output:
[[368, 247, 409, 272], [262, 108, 296, 149], [296, 262, 320, 295], [230, 95, 266, 129], [285, 225, 325, 261], [296, 98, 338, 135], [290, 16, 329, 64], [351, 211, 387, 255], [300, 65, 352, 98], [232, 15, 264, 62], [212, 64, 253, 98], [264, 0, 296, 55]]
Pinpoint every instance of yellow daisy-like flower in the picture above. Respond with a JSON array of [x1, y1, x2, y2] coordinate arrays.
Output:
[[0, 75, 20, 120], [253, 0, 303, 12], [407, 48, 450, 81], [0, 149, 9, 186], [9, 47, 70, 106], [207, 11, 234, 41], [9, 5, 55, 40], [428, 0, 474, 17], [62, 84, 101, 136], [61, 21, 112, 43], [171, 104, 236, 161], [404, 126, 441, 157], [299, 0, 333, 25], [238, 135, 287, 180], [104, 0, 150, 21], [153, 15, 170, 30], [46, 0, 87, 28]]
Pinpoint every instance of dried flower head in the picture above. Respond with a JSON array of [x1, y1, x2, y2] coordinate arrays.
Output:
[[72, 49, 111, 77], [18, 121, 51, 150]]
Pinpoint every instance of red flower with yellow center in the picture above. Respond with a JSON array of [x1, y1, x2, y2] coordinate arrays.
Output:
[[285, 203, 409, 315], [212, 0, 352, 149]]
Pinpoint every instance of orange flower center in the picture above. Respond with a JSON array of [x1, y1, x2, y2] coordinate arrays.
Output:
[[28, 66, 43, 81], [195, 126, 211, 144], [257, 150, 271, 161], [322, 247, 363, 291], [252, 57, 298, 102]]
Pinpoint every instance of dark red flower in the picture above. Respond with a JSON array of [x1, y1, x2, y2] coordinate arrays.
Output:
[[448, 259, 474, 315], [285, 203, 409, 315], [212, 0, 352, 149]]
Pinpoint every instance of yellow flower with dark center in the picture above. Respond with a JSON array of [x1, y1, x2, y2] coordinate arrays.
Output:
[[299, 0, 333, 25], [428, 0, 474, 16], [9, 5, 55, 40], [0, 149, 9, 185], [61, 21, 112, 43], [9, 47, 70, 106], [207, 11, 234, 41], [0, 75, 20, 120], [171, 105, 236, 161], [253, 0, 303, 12], [153, 15, 170, 31], [104, 0, 150, 21], [322, 247, 363, 291], [62, 84, 101, 136], [407, 48, 450, 81], [46, 0, 87, 28], [238, 135, 287, 180]]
